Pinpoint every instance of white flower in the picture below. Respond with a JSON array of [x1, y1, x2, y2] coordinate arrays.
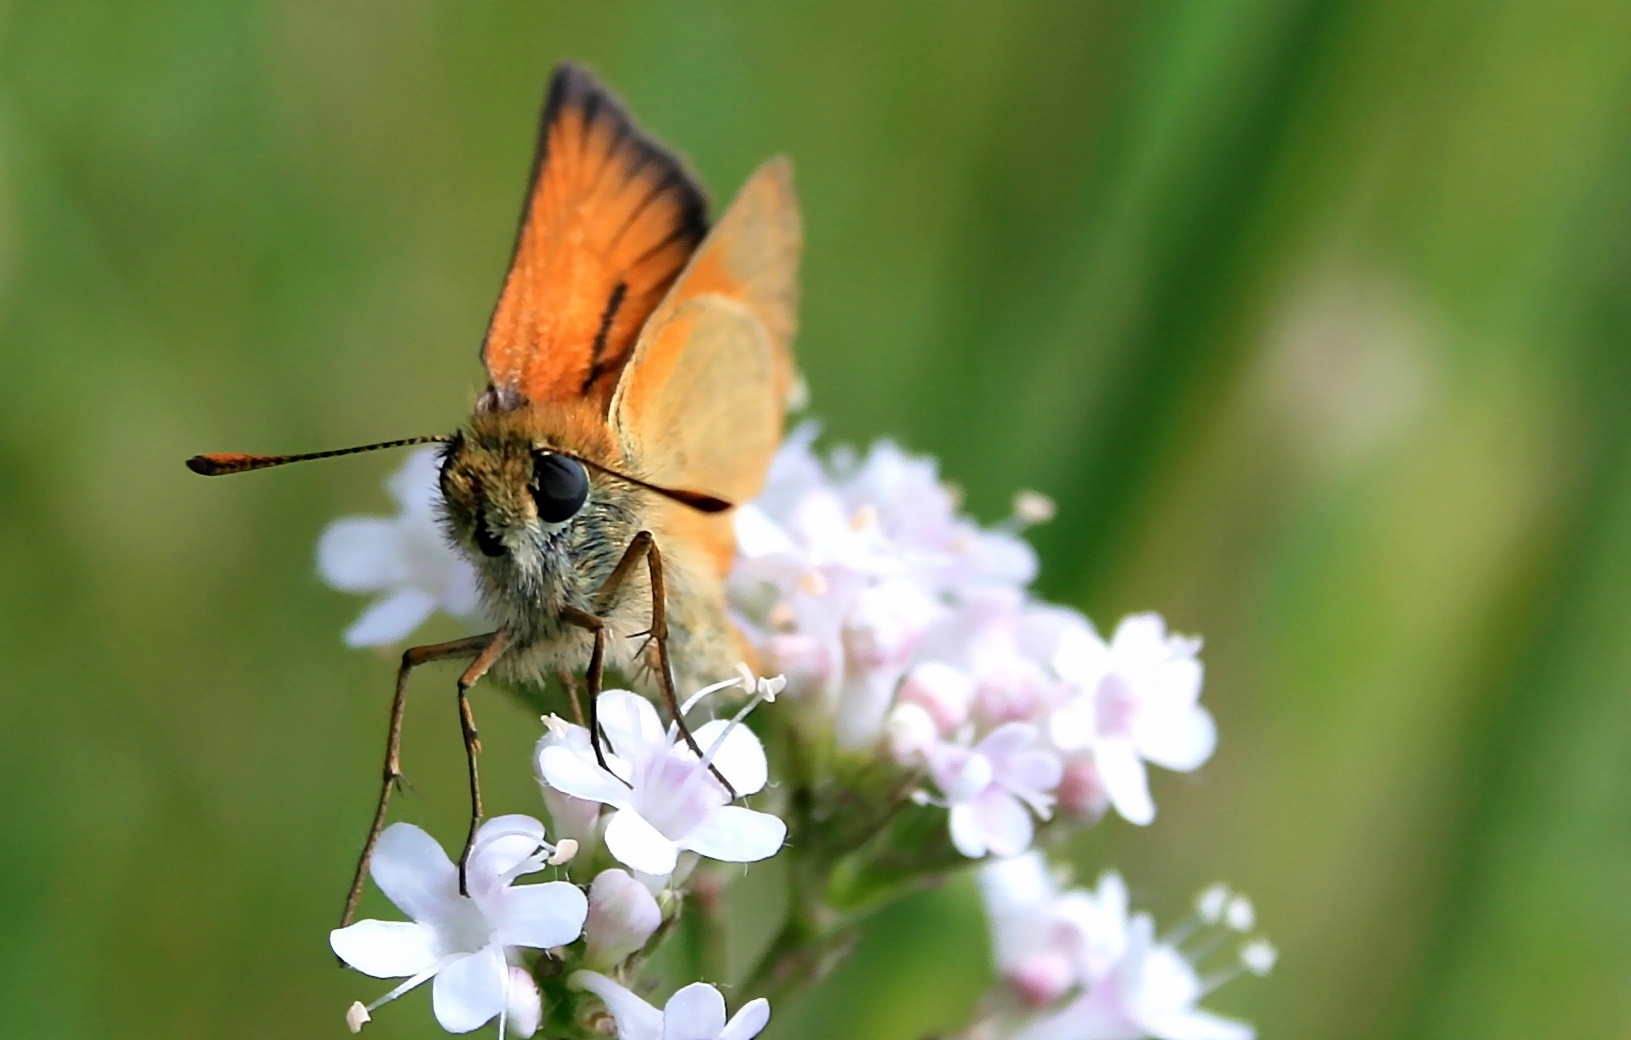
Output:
[[1012, 913, 1254, 1040], [729, 429, 1042, 741], [833, 578, 940, 749], [979, 853, 1130, 1008], [584, 868, 663, 969], [931, 722, 1063, 859], [983, 859, 1272, 1040], [571, 971, 770, 1040], [317, 446, 484, 646], [536, 689, 786, 877], [329, 816, 587, 1036], [533, 715, 606, 853], [1049, 614, 1216, 826]]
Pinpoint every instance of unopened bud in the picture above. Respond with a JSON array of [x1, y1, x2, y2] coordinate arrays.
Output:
[[1007, 952, 1075, 1009], [898, 661, 974, 733], [584, 868, 663, 968], [506, 966, 543, 1038], [1056, 756, 1110, 822], [885, 702, 938, 765]]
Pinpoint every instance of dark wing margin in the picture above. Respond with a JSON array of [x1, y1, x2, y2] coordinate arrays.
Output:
[[481, 62, 710, 409]]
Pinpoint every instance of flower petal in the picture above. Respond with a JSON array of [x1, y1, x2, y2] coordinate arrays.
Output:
[[1051, 623, 1109, 687], [371, 822, 459, 923], [661, 982, 728, 1040], [679, 805, 786, 864], [971, 787, 1034, 858], [604, 809, 680, 876], [598, 690, 667, 766], [431, 945, 507, 1033], [467, 814, 548, 883], [1048, 695, 1097, 752], [505, 967, 543, 1039], [718, 998, 772, 1040], [691, 720, 768, 796], [1109, 613, 1170, 669], [345, 588, 438, 648], [1137, 1007, 1255, 1040], [1003, 750, 1064, 812], [977, 721, 1040, 762], [539, 745, 634, 808], [328, 919, 439, 978], [1096, 740, 1156, 826], [1136, 704, 1216, 773], [386, 446, 445, 518], [493, 880, 589, 950], [572, 970, 664, 1040], [317, 518, 403, 592], [948, 803, 987, 858]]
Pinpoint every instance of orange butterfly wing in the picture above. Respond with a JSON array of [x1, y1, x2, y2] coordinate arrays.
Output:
[[611, 159, 802, 575], [482, 63, 709, 408]]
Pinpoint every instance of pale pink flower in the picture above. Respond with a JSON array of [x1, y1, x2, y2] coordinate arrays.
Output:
[[536, 689, 784, 877], [316, 446, 483, 647], [572, 971, 770, 1040], [1049, 614, 1216, 825], [931, 722, 1063, 858], [329, 817, 586, 1036]]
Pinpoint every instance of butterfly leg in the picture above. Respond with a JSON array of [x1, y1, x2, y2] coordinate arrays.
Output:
[[586, 530, 735, 796], [454, 629, 513, 895], [340, 632, 494, 930], [560, 603, 616, 776], [558, 668, 585, 726]]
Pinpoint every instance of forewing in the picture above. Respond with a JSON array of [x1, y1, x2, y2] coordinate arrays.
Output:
[[482, 63, 708, 408]]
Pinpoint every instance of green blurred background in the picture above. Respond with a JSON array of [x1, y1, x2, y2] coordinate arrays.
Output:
[[3, 1, 1630, 1037]]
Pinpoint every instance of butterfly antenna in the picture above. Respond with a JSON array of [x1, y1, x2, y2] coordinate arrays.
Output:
[[568, 455, 733, 514], [185, 435, 452, 476]]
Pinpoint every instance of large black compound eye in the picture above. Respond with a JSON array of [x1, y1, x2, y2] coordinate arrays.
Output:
[[530, 452, 589, 524]]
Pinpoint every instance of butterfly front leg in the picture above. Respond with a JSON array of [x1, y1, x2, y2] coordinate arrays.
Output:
[[340, 631, 506, 930], [563, 530, 735, 797], [452, 630, 513, 893]]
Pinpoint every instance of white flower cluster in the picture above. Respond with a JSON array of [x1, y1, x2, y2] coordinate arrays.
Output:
[[972, 853, 1274, 1040], [730, 425, 1217, 856], [331, 677, 781, 1038], [316, 427, 1272, 1040]]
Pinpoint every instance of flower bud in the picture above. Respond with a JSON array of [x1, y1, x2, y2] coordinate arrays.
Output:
[[898, 661, 974, 733], [843, 580, 935, 671], [1006, 950, 1075, 1009], [1056, 755, 1110, 823], [885, 702, 938, 765], [506, 966, 542, 1038], [766, 632, 835, 697], [584, 868, 663, 968], [972, 657, 1052, 728]]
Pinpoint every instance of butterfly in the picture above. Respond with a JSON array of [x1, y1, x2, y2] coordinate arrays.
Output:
[[187, 62, 801, 925]]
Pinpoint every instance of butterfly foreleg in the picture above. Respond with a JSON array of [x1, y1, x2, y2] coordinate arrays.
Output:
[[578, 531, 735, 797], [340, 632, 494, 931], [560, 603, 616, 779], [454, 630, 513, 895]]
